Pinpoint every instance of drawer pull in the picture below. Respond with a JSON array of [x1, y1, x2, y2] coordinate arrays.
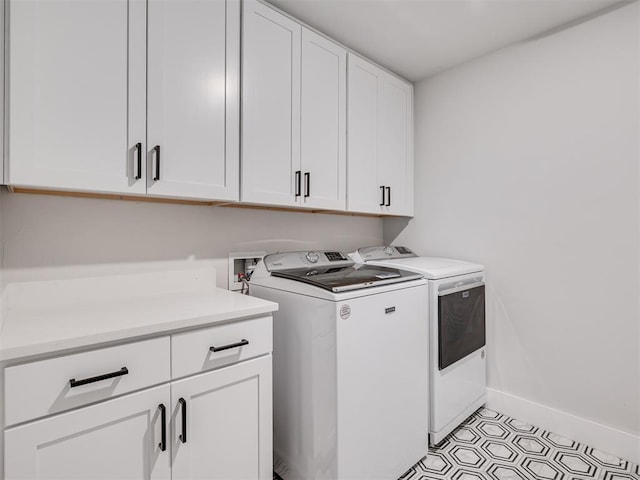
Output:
[[209, 339, 249, 353], [69, 367, 129, 388], [134, 142, 142, 180], [158, 403, 167, 452], [295, 170, 301, 197], [304, 172, 310, 198], [179, 397, 187, 443], [153, 145, 161, 181]]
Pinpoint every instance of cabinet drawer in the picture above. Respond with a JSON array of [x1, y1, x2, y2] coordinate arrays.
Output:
[[172, 316, 272, 379], [5, 337, 170, 426]]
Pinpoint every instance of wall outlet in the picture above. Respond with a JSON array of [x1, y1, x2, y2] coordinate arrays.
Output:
[[228, 251, 265, 291]]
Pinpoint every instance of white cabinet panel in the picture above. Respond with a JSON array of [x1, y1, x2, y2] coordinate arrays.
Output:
[[171, 356, 273, 480], [0, 0, 4, 185], [147, 0, 239, 201], [8, 0, 146, 194], [5, 337, 170, 427], [300, 28, 346, 210], [347, 56, 382, 214], [5, 385, 171, 480], [242, 0, 301, 206], [347, 54, 414, 217], [172, 316, 272, 379], [379, 74, 414, 216], [242, 4, 347, 211]]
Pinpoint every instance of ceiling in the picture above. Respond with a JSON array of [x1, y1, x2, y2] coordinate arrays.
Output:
[[266, 0, 626, 81]]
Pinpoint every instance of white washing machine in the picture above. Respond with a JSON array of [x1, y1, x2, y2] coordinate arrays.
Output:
[[250, 250, 429, 480], [351, 246, 486, 445]]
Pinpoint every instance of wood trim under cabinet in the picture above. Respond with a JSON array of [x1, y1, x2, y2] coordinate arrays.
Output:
[[221, 202, 384, 217], [8, 187, 388, 217], [9, 187, 224, 206]]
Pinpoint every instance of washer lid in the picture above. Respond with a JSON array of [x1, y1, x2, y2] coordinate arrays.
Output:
[[270, 263, 423, 293], [366, 257, 484, 279]]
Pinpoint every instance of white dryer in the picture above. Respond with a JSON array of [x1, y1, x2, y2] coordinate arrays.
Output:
[[351, 246, 486, 445], [250, 250, 429, 480]]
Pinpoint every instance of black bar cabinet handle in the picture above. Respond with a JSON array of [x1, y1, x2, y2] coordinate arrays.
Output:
[[134, 143, 142, 180], [69, 367, 129, 388], [210, 339, 249, 353], [295, 170, 301, 197], [153, 145, 161, 181], [304, 172, 310, 198], [179, 397, 187, 443], [380, 186, 385, 206], [158, 404, 167, 452], [386, 186, 391, 207]]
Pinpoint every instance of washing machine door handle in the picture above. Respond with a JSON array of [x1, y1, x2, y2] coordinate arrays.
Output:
[[438, 281, 485, 297]]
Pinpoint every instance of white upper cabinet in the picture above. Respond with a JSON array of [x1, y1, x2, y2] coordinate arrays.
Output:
[[347, 54, 414, 216], [242, 1, 346, 210], [242, 0, 301, 207], [0, 0, 4, 186], [379, 73, 414, 216], [300, 28, 346, 210], [7, 0, 412, 214], [8, 0, 147, 195], [146, 0, 239, 201], [8, 0, 238, 201], [347, 56, 382, 215]]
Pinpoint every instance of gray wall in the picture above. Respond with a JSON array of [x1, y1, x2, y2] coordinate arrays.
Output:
[[386, 2, 639, 437], [1, 190, 383, 287]]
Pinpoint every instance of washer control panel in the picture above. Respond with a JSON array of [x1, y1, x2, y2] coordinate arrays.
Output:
[[325, 251, 348, 262], [264, 251, 352, 271], [357, 246, 418, 261]]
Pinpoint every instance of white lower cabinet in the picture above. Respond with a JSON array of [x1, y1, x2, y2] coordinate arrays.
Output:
[[5, 384, 172, 480], [3, 320, 273, 480], [171, 356, 273, 480]]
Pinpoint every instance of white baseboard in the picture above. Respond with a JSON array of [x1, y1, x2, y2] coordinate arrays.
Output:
[[487, 388, 640, 465]]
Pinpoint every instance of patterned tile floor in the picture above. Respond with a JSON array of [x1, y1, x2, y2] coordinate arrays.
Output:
[[274, 408, 640, 480], [401, 408, 639, 480]]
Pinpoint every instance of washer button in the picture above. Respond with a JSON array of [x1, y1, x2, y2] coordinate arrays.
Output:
[[306, 251, 320, 263]]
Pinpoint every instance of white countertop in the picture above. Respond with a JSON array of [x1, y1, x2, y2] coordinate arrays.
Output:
[[0, 262, 278, 362]]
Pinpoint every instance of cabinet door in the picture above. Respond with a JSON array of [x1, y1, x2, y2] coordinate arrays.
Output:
[[171, 356, 272, 480], [8, 0, 146, 194], [347, 54, 414, 216], [0, 0, 4, 185], [242, 0, 301, 207], [378, 73, 414, 216], [300, 28, 346, 210], [147, 0, 239, 201], [5, 385, 171, 480], [347, 54, 383, 214]]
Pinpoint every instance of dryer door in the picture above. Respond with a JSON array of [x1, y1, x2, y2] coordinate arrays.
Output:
[[438, 284, 485, 370]]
